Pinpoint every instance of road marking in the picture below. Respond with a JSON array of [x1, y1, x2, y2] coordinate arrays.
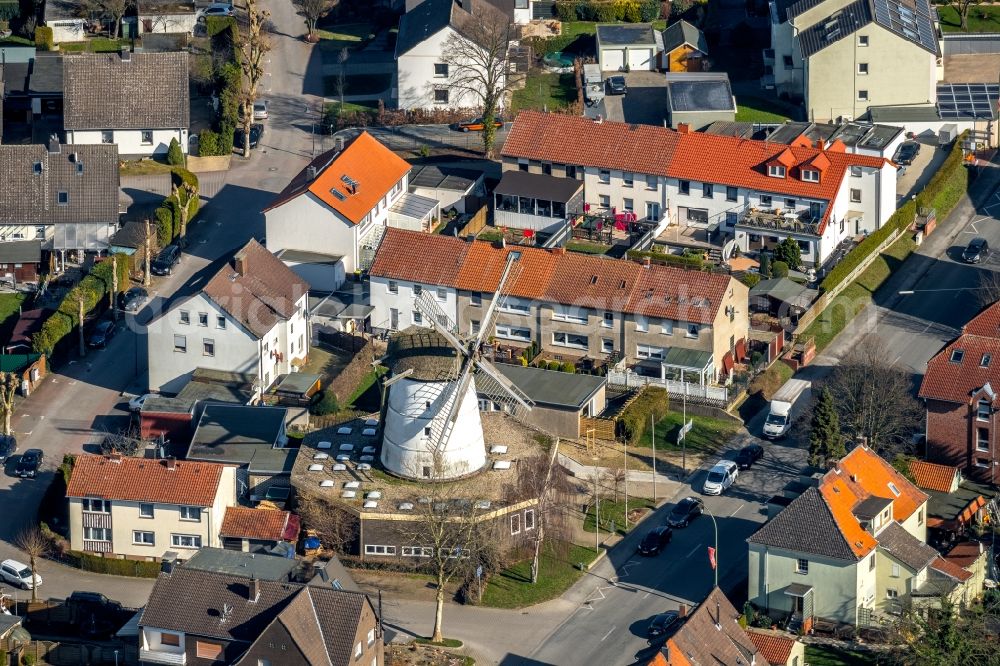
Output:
[[600, 627, 615, 642], [643, 591, 651, 599], [730, 503, 744, 518], [686, 543, 702, 558]]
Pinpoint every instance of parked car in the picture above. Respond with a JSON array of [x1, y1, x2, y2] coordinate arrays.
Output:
[[637, 526, 673, 556], [647, 611, 680, 640], [735, 444, 764, 469], [0, 435, 15, 463], [15, 449, 42, 478], [0, 559, 40, 590], [453, 117, 504, 132], [253, 100, 269, 120], [120, 286, 148, 313], [233, 123, 264, 150], [87, 320, 117, 348], [606, 75, 627, 95], [667, 496, 704, 528], [963, 237, 989, 264], [197, 3, 234, 19], [702, 460, 738, 495], [893, 141, 921, 165], [151, 245, 182, 276], [129, 393, 154, 413]]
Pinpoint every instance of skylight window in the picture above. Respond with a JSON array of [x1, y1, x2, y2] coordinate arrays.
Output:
[[330, 188, 346, 201], [888, 482, 900, 497], [983, 354, 992, 368], [951, 349, 965, 363]]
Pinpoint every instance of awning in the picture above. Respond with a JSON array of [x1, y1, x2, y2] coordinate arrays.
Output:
[[662, 346, 713, 370], [722, 351, 734, 374], [958, 495, 987, 524], [784, 583, 813, 597], [389, 192, 439, 222], [735, 338, 747, 362]]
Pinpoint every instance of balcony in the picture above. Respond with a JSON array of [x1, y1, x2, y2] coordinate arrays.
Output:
[[139, 649, 186, 665], [738, 208, 821, 236]]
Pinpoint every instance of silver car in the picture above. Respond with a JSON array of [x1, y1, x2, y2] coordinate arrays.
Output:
[[253, 100, 269, 120]]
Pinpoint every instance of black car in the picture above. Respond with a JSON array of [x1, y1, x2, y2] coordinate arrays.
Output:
[[647, 611, 680, 639], [893, 141, 921, 165], [15, 449, 42, 478], [120, 286, 148, 313], [233, 123, 264, 150], [0, 435, 16, 463], [735, 443, 765, 469], [151, 245, 182, 276], [963, 237, 989, 264], [637, 525, 672, 556], [667, 496, 704, 528], [606, 75, 627, 95], [87, 320, 117, 348]]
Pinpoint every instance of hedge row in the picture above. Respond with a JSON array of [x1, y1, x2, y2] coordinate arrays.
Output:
[[34, 25, 52, 51], [626, 248, 705, 270], [66, 551, 162, 578], [32, 254, 130, 356], [200, 19, 240, 156], [617, 386, 669, 443], [819, 136, 966, 294], [555, 0, 662, 22]]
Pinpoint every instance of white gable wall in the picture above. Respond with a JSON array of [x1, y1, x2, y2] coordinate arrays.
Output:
[[397, 26, 500, 110], [65, 128, 188, 157]]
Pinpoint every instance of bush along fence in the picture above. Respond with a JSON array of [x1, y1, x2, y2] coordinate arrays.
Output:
[[153, 168, 200, 248], [197, 16, 240, 156], [554, 0, 662, 22]]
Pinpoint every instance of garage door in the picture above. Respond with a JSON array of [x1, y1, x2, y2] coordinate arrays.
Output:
[[601, 48, 625, 72], [629, 48, 655, 70]]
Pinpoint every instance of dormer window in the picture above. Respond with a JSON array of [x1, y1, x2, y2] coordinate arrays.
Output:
[[801, 169, 819, 182], [978, 400, 991, 421], [983, 354, 992, 368], [951, 349, 965, 363], [57, 191, 69, 205], [768, 165, 786, 178]]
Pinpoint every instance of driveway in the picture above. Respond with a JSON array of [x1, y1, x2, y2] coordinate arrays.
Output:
[[590, 71, 668, 126]]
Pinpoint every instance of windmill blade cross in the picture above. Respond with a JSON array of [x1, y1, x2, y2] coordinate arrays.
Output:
[[475, 357, 534, 412], [414, 291, 467, 354], [474, 250, 523, 348]]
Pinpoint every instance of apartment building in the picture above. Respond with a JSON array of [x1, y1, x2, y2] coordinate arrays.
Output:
[[369, 228, 749, 383], [66, 454, 236, 560], [500, 111, 895, 267]]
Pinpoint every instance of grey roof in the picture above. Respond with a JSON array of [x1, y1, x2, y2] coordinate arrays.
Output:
[[855, 123, 904, 150], [142, 395, 194, 414], [139, 567, 372, 666], [926, 479, 996, 523], [662, 20, 708, 54], [797, 0, 872, 58], [389, 191, 439, 220], [396, 0, 508, 57], [310, 286, 373, 321], [1, 62, 28, 94], [183, 547, 302, 581], [45, 0, 84, 21], [662, 346, 714, 369], [0, 143, 120, 226], [853, 495, 893, 520], [798, 0, 938, 58], [665, 73, 736, 113], [28, 54, 62, 94], [766, 121, 813, 144], [877, 522, 938, 572], [750, 278, 812, 310], [276, 249, 343, 265], [0, 614, 22, 638], [703, 121, 755, 138], [176, 375, 254, 405], [596, 23, 657, 46], [274, 372, 322, 396], [109, 220, 147, 250], [748, 486, 861, 561], [866, 104, 942, 122], [409, 164, 480, 191], [493, 170, 583, 202], [63, 51, 190, 130], [188, 405, 296, 474], [785, 0, 825, 19], [0, 240, 42, 264], [387, 326, 460, 381], [490, 364, 605, 410]]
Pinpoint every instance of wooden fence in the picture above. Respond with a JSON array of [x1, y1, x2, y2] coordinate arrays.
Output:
[[580, 416, 615, 440], [458, 205, 489, 237]]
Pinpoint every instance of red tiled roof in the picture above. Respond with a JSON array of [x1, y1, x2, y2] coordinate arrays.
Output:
[[945, 540, 985, 568], [908, 460, 960, 493], [931, 555, 974, 582], [370, 228, 739, 324], [220, 506, 300, 542], [264, 131, 410, 224], [746, 629, 797, 665], [920, 302, 1000, 404], [66, 454, 224, 507]]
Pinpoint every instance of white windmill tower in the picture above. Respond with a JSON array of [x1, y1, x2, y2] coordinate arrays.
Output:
[[380, 251, 534, 481]]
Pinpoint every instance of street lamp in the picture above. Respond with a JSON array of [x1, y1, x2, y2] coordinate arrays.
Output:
[[703, 504, 719, 588]]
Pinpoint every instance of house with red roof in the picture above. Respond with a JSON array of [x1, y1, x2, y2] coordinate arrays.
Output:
[[66, 454, 237, 561], [500, 111, 896, 268], [747, 446, 981, 627], [368, 227, 749, 383], [907, 459, 995, 548], [263, 131, 437, 287], [920, 300, 1000, 484]]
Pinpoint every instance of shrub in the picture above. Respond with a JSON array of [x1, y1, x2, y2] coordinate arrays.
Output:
[[155, 205, 173, 247], [311, 391, 340, 416], [555, 0, 578, 20], [204, 15, 237, 37], [67, 551, 161, 578], [594, 1, 617, 21], [167, 138, 184, 166], [34, 25, 52, 51], [560, 361, 576, 373], [759, 253, 771, 278], [626, 249, 704, 269], [198, 129, 221, 156], [741, 273, 761, 288], [771, 260, 789, 278], [547, 361, 561, 371], [617, 386, 669, 443], [773, 237, 801, 269], [21, 655, 33, 666]]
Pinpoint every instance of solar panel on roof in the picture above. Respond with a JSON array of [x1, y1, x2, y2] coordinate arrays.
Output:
[[937, 83, 999, 119]]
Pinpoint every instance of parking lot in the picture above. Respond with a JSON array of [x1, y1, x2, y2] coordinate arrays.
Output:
[[586, 70, 669, 126], [896, 137, 951, 204]]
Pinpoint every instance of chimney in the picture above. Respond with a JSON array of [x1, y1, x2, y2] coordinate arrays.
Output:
[[249, 576, 260, 602], [108, 453, 122, 464], [120, 47, 131, 62], [335, 136, 345, 151], [552, 247, 566, 255], [164, 457, 176, 470], [817, 139, 826, 151], [234, 251, 248, 276], [715, 601, 722, 629], [678, 604, 687, 618], [47, 134, 60, 154], [594, 115, 603, 124], [643, 256, 651, 269], [677, 123, 690, 134], [306, 165, 318, 181]]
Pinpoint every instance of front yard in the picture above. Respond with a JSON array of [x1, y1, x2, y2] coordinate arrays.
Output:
[[735, 95, 795, 123], [938, 4, 1000, 32], [480, 542, 600, 609], [638, 411, 743, 454], [511, 71, 577, 112], [583, 497, 655, 535], [316, 21, 374, 52]]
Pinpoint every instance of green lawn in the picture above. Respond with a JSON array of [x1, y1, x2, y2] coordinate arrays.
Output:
[[477, 228, 504, 242], [347, 365, 387, 411], [638, 411, 742, 453], [0, 36, 33, 46], [560, 20, 667, 38], [316, 22, 374, 51], [480, 542, 599, 608], [512, 71, 577, 112], [119, 159, 175, 176], [59, 37, 130, 53], [804, 645, 880, 666], [0, 293, 25, 345], [566, 240, 610, 255], [583, 497, 654, 535], [938, 4, 1000, 32], [736, 95, 793, 123]]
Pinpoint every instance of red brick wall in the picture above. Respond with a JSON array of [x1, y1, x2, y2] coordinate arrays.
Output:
[[140, 411, 192, 443], [926, 398, 996, 483]]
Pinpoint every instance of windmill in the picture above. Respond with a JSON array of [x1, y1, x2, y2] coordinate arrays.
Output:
[[380, 251, 534, 481]]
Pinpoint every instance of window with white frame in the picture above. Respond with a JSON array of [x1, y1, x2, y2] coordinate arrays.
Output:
[[726, 186, 738, 202], [495, 324, 530, 341], [355, 643, 362, 659], [796, 558, 808, 574], [857, 89, 869, 101], [552, 332, 588, 349], [133, 530, 155, 545], [858, 34, 869, 46], [401, 546, 433, 557], [760, 194, 772, 207], [785, 198, 796, 208], [84, 527, 111, 541], [525, 509, 535, 530], [678, 179, 690, 194], [141, 130, 153, 145], [661, 319, 674, 335], [978, 427, 990, 451], [412, 311, 423, 325], [858, 62, 869, 75], [801, 169, 819, 182], [768, 165, 786, 178], [388, 281, 398, 294], [174, 334, 187, 353], [851, 189, 862, 203], [171, 534, 202, 548], [203, 339, 215, 357], [198, 312, 208, 327], [635, 315, 648, 332], [623, 172, 634, 188], [553, 304, 587, 324], [602, 311, 613, 328], [434, 63, 448, 77], [599, 194, 611, 208], [599, 169, 610, 183], [646, 174, 657, 190], [139, 503, 154, 518], [601, 338, 614, 354], [702, 183, 713, 198], [470, 320, 480, 335], [891, 562, 900, 577], [365, 545, 397, 555], [886, 589, 898, 599], [216, 316, 226, 329], [436, 287, 447, 301], [636, 344, 664, 360], [498, 297, 530, 314], [470, 293, 482, 307], [510, 513, 521, 534], [367, 628, 376, 646], [179, 506, 201, 522], [978, 400, 991, 420], [686, 323, 699, 338], [82, 498, 110, 513], [850, 165, 863, 177], [413, 284, 422, 296], [434, 88, 449, 104]]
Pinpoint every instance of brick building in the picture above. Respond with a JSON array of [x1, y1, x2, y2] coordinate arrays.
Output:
[[920, 301, 1000, 484]]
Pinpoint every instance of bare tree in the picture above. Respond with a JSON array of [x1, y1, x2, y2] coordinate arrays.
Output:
[[828, 337, 922, 456], [296, 494, 359, 553], [602, 467, 626, 503], [81, 0, 134, 39], [14, 527, 49, 602], [292, 0, 338, 40], [144, 218, 153, 288], [99, 424, 143, 457], [335, 47, 349, 108], [0, 372, 17, 437], [441, 3, 517, 157], [517, 442, 572, 584], [237, 0, 271, 159], [171, 181, 198, 239]]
